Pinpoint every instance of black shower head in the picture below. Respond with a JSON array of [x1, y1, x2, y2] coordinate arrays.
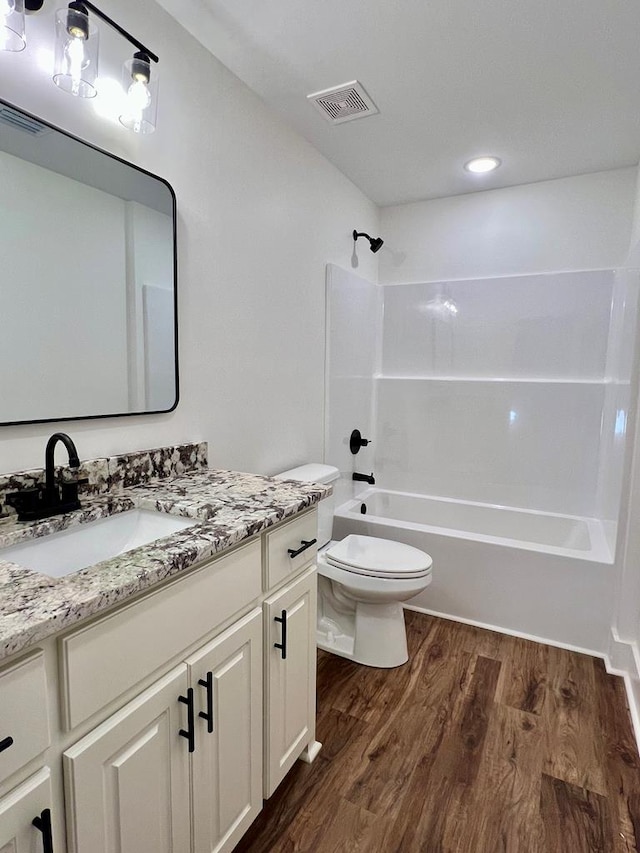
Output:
[[353, 230, 384, 254]]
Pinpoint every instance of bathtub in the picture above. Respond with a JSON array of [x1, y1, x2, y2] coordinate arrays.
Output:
[[332, 488, 616, 654]]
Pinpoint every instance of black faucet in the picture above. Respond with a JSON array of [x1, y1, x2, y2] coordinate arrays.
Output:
[[353, 472, 375, 485], [44, 432, 80, 502], [6, 432, 86, 522]]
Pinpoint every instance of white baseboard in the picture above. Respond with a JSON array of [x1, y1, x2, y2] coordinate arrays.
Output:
[[607, 628, 640, 752], [405, 605, 640, 752], [404, 604, 605, 658]]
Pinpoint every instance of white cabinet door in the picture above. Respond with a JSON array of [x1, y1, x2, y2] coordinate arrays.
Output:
[[264, 566, 317, 797], [0, 768, 53, 853], [63, 665, 191, 853], [187, 608, 263, 853]]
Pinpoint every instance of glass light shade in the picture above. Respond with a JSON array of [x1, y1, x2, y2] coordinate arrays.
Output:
[[1, 0, 26, 52], [119, 56, 158, 134], [53, 7, 99, 98]]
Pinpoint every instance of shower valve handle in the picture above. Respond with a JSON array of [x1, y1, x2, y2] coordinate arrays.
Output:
[[350, 429, 371, 455]]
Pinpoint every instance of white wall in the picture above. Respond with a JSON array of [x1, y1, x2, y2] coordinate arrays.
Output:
[[0, 0, 378, 474], [379, 169, 636, 283]]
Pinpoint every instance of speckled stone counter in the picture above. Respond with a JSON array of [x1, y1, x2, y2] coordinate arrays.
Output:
[[0, 466, 329, 662]]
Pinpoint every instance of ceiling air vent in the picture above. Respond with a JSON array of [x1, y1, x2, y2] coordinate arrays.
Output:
[[0, 106, 51, 136], [307, 80, 378, 125]]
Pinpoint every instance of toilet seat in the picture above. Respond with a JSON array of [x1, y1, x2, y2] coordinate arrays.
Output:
[[325, 535, 432, 580]]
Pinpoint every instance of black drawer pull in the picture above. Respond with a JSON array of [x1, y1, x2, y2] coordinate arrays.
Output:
[[33, 807, 54, 853], [0, 736, 13, 753], [274, 609, 288, 660], [178, 688, 196, 753], [287, 538, 317, 559], [198, 672, 214, 734]]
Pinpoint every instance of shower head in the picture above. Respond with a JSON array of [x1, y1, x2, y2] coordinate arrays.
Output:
[[353, 230, 384, 253]]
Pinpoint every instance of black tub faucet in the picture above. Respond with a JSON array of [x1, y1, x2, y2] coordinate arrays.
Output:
[[353, 472, 375, 485]]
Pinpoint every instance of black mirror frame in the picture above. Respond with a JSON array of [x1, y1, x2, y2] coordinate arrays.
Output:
[[0, 96, 179, 427]]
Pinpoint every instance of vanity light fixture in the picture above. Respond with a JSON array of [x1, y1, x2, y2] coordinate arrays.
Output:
[[120, 49, 157, 134], [3, 0, 160, 133], [464, 156, 502, 174], [53, 2, 99, 97], [53, 1, 159, 132], [0, 0, 26, 52]]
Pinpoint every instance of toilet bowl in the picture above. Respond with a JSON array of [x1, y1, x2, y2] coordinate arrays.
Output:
[[274, 464, 433, 668]]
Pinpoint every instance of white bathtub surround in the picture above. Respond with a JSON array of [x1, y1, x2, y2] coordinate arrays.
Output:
[[377, 270, 638, 528], [324, 264, 382, 511], [333, 489, 613, 653], [342, 489, 611, 561], [324, 261, 639, 664], [608, 220, 640, 750]]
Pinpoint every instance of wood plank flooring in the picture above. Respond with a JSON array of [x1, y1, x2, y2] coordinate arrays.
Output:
[[234, 611, 640, 853]]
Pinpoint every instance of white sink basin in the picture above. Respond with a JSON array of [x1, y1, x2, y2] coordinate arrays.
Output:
[[0, 510, 198, 578]]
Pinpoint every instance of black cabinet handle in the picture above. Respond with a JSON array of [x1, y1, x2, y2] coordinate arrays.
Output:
[[0, 736, 13, 753], [198, 672, 214, 734], [274, 609, 288, 660], [178, 688, 196, 753], [32, 808, 54, 853], [287, 538, 317, 559]]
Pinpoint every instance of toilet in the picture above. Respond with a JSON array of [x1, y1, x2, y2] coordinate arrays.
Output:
[[275, 464, 433, 668]]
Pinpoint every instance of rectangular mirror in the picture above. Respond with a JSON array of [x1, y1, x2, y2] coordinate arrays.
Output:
[[0, 99, 178, 426]]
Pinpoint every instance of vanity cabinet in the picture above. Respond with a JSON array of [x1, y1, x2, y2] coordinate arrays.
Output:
[[64, 608, 264, 853], [63, 666, 191, 853], [0, 506, 320, 853], [186, 608, 262, 853], [0, 768, 53, 853], [0, 651, 50, 786], [264, 566, 318, 797]]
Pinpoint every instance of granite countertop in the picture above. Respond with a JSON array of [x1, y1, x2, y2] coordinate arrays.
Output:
[[0, 469, 330, 662]]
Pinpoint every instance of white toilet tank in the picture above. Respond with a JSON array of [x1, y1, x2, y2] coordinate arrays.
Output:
[[274, 463, 340, 548]]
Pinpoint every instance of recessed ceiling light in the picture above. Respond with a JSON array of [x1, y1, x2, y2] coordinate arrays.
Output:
[[464, 156, 501, 174]]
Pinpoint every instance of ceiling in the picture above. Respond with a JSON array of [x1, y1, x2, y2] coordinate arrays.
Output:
[[156, 0, 640, 206]]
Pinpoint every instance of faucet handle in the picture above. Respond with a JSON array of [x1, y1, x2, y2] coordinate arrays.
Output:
[[349, 429, 371, 455], [60, 478, 87, 506], [5, 489, 43, 520]]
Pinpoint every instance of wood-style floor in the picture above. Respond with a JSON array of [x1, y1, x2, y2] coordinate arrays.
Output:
[[235, 611, 640, 853]]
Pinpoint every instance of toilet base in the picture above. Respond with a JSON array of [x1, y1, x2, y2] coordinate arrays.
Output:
[[317, 583, 409, 668], [355, 601, 409, 667]]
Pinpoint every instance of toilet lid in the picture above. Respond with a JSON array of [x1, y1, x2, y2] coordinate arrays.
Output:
[[325, 535, 433, 579]]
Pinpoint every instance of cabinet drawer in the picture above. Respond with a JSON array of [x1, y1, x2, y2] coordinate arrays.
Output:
[[61, 540, 262, 731], [0, 651, 50, 786], [264, 510, 318, 590], [0, 767, 53, 851]]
